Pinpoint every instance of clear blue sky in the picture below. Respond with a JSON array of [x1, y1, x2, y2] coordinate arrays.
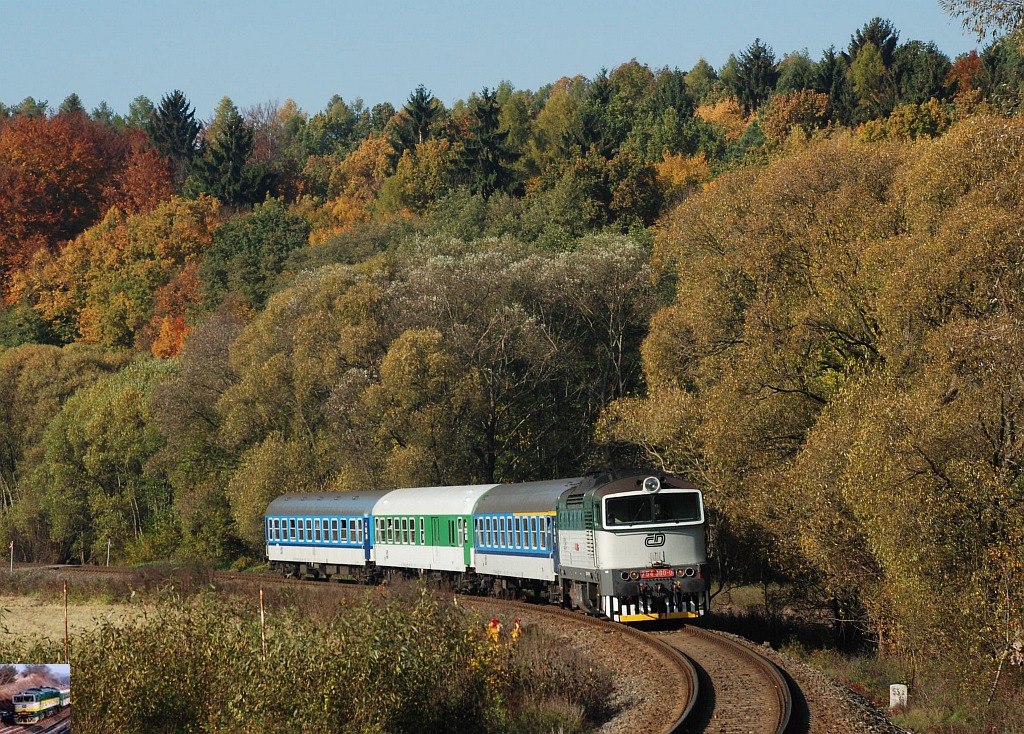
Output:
[[2, 0, 979, 121]]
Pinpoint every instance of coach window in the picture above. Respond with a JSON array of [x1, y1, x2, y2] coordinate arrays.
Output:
[[288, 519, 295, 541], [499, 517, 506, 547], [529, 517, 537, 549], [458, 518, 466, 546], [298, 519, 305, 542], [330, 518, 338, 543], [305, 519, 312, 542], [506, 517, 513, 548], [314, 519, 321, 542], [354, 519, 361, 544], [339, 519, 347, 543]]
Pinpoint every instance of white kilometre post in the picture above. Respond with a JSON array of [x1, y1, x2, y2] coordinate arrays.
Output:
[[889, 684, 908, 711]]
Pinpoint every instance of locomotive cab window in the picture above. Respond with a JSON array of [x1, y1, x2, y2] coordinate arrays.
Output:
[[605, 491, 702, 526], [654, 492, 701, 522]]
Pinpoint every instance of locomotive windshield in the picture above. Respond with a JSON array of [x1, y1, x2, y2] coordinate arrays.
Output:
[[604, 491, 702, 526]]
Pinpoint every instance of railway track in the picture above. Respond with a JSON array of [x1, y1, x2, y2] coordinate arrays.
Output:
[[660, 626, 799, 734], [0, 708, 71, 733], [24, 565, 805, 734]]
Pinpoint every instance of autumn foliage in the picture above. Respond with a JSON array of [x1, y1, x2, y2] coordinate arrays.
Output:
[[0, 112, 171, 297], [3, 27, 1024, 726]]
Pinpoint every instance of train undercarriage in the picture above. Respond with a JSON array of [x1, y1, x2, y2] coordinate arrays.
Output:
[[271, 559, 705, 623]]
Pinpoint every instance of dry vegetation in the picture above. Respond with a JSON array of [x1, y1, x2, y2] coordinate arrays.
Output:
[[0, 570, 613, 734]]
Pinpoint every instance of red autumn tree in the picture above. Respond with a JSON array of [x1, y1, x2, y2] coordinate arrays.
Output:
[[0, 112, 119, 265], [945, 50, 984, 99], [105, 128, 174, 215], [0, 112, 174, 298]]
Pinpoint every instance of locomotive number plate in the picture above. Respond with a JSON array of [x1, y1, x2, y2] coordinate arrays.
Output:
[[640, 568, 675, 579]]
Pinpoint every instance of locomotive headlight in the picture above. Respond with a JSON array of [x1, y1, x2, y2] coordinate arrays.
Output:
[[643, 476, 661, 493], [629, 571, 640, 580]]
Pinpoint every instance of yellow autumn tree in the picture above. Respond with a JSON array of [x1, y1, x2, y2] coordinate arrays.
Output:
[[376, 138, 459, 215], [654, 151, 711, 205], [16, 196, 221, 348], [311, 135, 397, 244], [694, 97, 750, 142]]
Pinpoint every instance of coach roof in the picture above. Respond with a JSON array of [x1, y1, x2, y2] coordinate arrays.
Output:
[[266, 490, 392, 517]]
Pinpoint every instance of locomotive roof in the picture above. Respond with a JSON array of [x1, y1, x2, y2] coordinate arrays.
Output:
[[474, 478, 583, 514], [266, 490, 392, 517], [373, 484, 498, 516], [562, 470, 700, 501], [14, 687, 61, 696]]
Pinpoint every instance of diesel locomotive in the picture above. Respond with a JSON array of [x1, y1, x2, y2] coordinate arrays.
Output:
[[12, 686, 70, 724], [265, 469, 710, 622]]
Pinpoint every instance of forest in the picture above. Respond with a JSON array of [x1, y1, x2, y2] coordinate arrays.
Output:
[[2, 10, 1024, 726]]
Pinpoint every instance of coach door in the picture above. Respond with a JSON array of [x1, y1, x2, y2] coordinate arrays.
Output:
[[459, 517, 471, 566]]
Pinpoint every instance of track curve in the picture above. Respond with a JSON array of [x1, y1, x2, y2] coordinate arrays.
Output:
[[659, 626, 797, 734]]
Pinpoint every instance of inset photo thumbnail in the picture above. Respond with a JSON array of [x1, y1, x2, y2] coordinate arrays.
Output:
[[0, 664, 71, 730]]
